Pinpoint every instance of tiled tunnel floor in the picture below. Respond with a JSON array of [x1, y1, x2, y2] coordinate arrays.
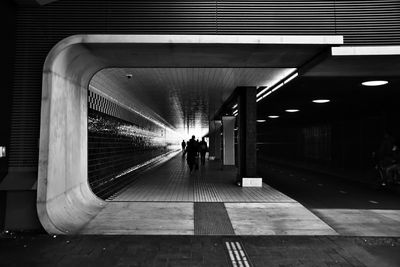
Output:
[[77, 153, 400, 236], [79, 153, 336, 235], [112, 153, 293, 203]]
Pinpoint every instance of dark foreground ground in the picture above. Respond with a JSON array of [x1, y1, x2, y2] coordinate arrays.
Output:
[[1, 233, 400, 267], [2, 160, 400, 266]]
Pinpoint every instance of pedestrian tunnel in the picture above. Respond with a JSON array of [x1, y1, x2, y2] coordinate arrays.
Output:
[[38, 34, 343, 234]]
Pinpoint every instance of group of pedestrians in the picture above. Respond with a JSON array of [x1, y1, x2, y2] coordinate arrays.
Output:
[[181, 136, 208, 173]]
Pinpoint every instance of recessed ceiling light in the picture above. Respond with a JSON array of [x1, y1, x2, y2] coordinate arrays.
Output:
[[268, 115, 279, 119], [361, 80, 388, 86], [285, 109, 299, 113], [312, 99, 330, 104], [257, 119, 266, 123]]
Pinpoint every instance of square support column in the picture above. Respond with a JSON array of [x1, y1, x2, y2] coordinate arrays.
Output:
[[222, 116, 235, 166], [208, 120, 222, 160], [237, 87, 262, 187]]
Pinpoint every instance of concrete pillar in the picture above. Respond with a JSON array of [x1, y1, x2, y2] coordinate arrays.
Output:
[[222, 116, 235, 166], [237, 87, 262, 187], [208, 120, 221, 160]]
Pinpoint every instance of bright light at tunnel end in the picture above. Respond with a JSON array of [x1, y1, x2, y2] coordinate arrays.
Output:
[[361, 80, 388, 86]]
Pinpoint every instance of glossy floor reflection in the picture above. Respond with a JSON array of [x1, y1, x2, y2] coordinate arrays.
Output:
[[112, 153, 294, 202]]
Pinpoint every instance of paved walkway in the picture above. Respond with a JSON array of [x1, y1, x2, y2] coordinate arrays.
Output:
[[258, 159, 400, 237], [113, 153, 292, 203], [1, 234, 399, 267], [78, 153, 336, 235]]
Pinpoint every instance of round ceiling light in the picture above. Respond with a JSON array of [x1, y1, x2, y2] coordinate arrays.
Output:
[[312, 99, 330, 104], [257, 119, 266, 123], [285, 109, 299, 113], [268, 115, 279, 119], [361, 80, 388, 86]]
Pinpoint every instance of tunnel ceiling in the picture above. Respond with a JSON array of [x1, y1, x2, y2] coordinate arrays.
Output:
[[257, 76, 400, 128], [91, 67, 295, 136], [82, 34, 342, 137], [257, 53, 400, 126]]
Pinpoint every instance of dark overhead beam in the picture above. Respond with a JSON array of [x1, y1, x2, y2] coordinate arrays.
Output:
[[212, 86, 242, 121]]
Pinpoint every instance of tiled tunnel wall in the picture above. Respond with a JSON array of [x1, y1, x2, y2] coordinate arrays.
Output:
[[88, 90, 175, 199]]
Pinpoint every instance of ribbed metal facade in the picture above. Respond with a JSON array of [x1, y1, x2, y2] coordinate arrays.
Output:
[[9, 0, 400, 168]]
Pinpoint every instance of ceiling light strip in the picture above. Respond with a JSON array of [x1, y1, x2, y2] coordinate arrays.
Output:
[[256, 70, 298, 101]]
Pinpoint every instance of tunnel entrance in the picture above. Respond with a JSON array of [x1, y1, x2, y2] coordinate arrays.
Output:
[[38, 34, 347, 234], [87, 67, 297, 199]]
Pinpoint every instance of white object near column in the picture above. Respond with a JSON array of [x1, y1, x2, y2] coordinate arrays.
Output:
[[242, 178, 263, 187], [222, 116, 235, 166]]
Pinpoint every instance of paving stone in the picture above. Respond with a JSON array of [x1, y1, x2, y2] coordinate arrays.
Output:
[[1, 235, 400, 267]]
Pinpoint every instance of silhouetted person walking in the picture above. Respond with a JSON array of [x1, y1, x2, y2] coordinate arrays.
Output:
[[186, 135, 197, 173], [181, 140, 186, 151], [199, 137, 208, 166]]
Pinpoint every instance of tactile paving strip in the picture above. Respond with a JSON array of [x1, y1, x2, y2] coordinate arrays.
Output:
[[224, 241, 252, 267], [194, 203, 235, 235]]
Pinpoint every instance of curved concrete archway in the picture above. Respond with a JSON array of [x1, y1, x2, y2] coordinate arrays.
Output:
[[37, 34, 343, 234]]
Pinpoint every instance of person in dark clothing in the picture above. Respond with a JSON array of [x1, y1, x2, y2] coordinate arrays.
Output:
[[186, 135, 198, 173], [181, 140, 186, 151], [199, 137, 208, 166], [376, 132, 398, 185], [194, 139, 200, 170], [385, 145, 400, 184], [377, 133, 395, 165]]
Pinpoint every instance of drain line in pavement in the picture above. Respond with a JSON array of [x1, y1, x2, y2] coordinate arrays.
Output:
[[225, 241, 252, 267]]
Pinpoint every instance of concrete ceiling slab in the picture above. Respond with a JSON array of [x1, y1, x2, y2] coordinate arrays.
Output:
[[89, 43, 333, 68], [305, 46, 400, 77], [82, 35, 343, 136]]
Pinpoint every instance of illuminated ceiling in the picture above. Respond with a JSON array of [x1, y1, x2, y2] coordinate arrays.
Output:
[[90, 67, 295, 137]]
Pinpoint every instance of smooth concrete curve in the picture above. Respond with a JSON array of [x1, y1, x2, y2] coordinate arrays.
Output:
[[37, 34, 343, 234], [38, 38, 108, 234]]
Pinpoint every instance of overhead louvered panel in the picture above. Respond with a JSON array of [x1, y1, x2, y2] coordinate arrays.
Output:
[[217, 0, 336, 34], [105, 1, 217, 33], [9, 0, 400, 169], [335, 0, 400, 45]]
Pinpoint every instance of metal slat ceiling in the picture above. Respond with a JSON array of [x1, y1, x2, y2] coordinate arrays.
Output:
[[90, 67, 295, 137]]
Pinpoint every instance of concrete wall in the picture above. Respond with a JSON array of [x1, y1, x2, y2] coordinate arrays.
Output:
[[38, 38, 108, 234]]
